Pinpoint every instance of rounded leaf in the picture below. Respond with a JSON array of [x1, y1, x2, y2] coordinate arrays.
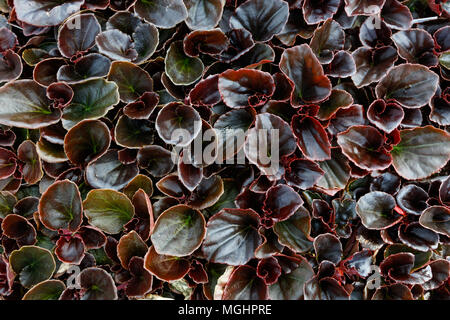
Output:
[[337, 125, 392, 171], [9, 246, 56, 288], [64, 119, 111, 166], [58, 14, 101, 59], [419, 206, 449, 237], [218, 68, 275, 109], [202, 208, 261, 266], [391, 126, 450, 180], [62, 79, 120, 130], [165, 41, 204, 86], [38, 180, 82, 232], [356, 191, 402, 230], [22, 280, 65, 300], [85, 150, 139, 190], [375, 64, 439, 108], [78, 267, 117, 300], [151, 205, 206, 257], [230, 0, 289, 42], [280, 44, 331, 105], [83, 189, 135, 234], [0, 80, 61, 129]]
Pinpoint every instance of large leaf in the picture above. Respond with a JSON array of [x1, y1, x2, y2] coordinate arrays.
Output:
[[155, 102, 202, 147], [273, 207, 313, 253], [64, 119, 111, 166], [78, 267, 118, 300], [375, 64, 439, 108], [184, 0, 225, 30], [151, 205, 206, 257], [38, 180, 82, 232], [14, 0, 84, 27], [310, 19, 344, 64], [134, 0, 188, 29], [85, 150, 139, 190], [57, 14, 101, 59], [280, 44, 331, 105], [337, 125, 392, 171], [391, 126, 450, 180], [62, 79, 120, 130], [0, 80, 61, 129], [107, 61, 153, 103], [144, 246, 190, 281], [17, 140, 43, 185], [356, 191, 402, 230], [381, 0, 412, 30], [83, 189, 135, 234], [218, 68, 275, 109], [292, 115, 331, 161], [22, 280, 65, 300], [202, 208, 261, 266], [229, 0, 289, 42], [351, 46, 398, 88], [222, 265, 268, 300], [392, 29, 437, 67], [269, 255, 314, 300], [419, 206, 449, 237], [9, 246, 55, 288], [165, 41, 204, 86]]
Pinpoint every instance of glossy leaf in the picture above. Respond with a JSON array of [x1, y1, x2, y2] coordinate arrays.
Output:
[[184, 0, 225, 30], [134, 0, 188, 29], [107, 61, 153, 103], [218, 68, 275, 108], [356, 191, 402, 230], [165, 41, 204, 86], [9, 246, 55, 288], [151, 205, 205, 257], [376, 64, 439, 108], [64, 119, 111, 166], [14, 0, 84, 27], [0, 80, 61, 129], [202, 208, 261, 266], [144, 246, 190, 281], [83, 189, 135, 234], [57, 14, 101, 59], [62, 79, 120, 130], [292, 115, 331, 161], [391, 126, 450, 180], [280, 44, 331, 105], [38, 180, 82, 232], [419, 206, 449, 237], [22, 280, 65, 300], [222, 265, 268, 300], [337, 125, 392, 171], [85, 150, 139, 190]]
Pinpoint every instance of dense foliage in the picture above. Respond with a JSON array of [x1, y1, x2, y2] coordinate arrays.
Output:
[[0, 0, 448, 300]]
